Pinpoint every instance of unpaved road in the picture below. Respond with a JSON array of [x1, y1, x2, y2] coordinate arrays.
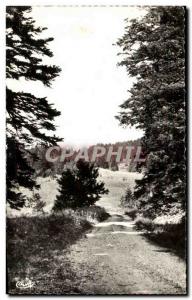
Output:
[[66, 213, 186, 295], [65, 170, 186, 295]]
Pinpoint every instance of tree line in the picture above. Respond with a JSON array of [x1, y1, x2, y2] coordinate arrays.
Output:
[[116, 6, 185, 217], [25, 139, 141, 177]]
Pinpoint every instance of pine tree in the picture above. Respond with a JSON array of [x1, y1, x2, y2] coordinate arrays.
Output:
[[116, 7, 185, 217], [6, 7, 62, 209], [53, 160, 109, 210]]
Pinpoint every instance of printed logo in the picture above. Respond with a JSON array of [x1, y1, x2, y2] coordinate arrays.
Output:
[[16, 278, 35, 289]]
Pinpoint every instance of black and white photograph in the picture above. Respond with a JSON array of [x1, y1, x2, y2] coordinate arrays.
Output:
[[5, 3, 187, 295]]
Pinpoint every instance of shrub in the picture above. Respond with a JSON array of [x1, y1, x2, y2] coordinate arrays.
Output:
[[125, 208, 137, 220], [135, 217, 155, 231], [76, 205, 109, 223], [121, 187, 138, 219], [52, 205, 109, 224], [7, 214, 92, 294], [53, 160, 108, 210], [121, 187, 131, 206], [135, 215, 186, 258], [32, 193, 46, 213]]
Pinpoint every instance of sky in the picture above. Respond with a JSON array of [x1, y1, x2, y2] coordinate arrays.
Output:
[[7, 6, 146, 147]]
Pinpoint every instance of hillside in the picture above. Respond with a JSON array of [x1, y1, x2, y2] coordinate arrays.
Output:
[[7, 169, 142, 218]]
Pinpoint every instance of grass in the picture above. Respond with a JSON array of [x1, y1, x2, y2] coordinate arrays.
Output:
[[7, 203, 110, 295], [75, 205, 110, 223], [52, 205, 109, 223], [119, 184, 186, 259], [7, 213, 92, 295], [135, 216, 186, 259]]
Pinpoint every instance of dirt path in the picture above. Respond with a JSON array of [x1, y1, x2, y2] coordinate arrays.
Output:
[[66, 213, 186, 295], [64, 170, 186, 295]]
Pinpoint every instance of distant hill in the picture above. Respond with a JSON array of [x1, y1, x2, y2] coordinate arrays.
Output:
[[27, 139, 142, 176]]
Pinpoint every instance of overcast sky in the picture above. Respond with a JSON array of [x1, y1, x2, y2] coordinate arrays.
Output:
[[8, 6, 146, 147]]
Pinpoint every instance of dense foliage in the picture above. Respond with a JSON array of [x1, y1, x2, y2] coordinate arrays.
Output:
[[116, 7, 186, 217], [53, 160, 109, 210], [6, 7, 61, 209]]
